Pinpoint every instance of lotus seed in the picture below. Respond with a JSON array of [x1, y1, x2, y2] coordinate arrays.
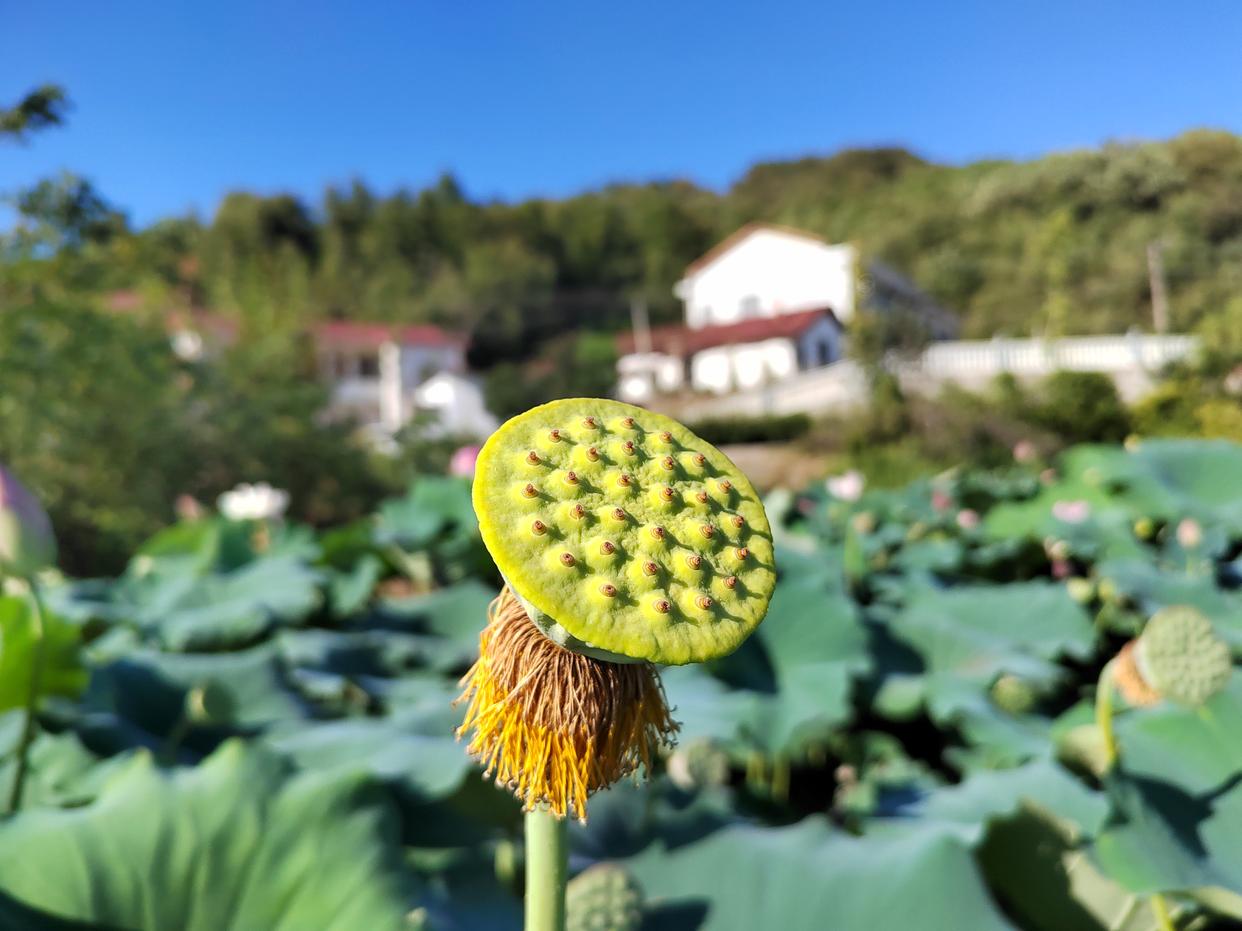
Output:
[[565, 471, 579, 485], [622, 440, 636, 455], [587, 447, 600, 461], [570, 504, 586, 520], [643, 561, 659, 576], [600, 583, 617, 598], [718, 480, 732, 492], [583, 416, 598, 429], [724, 575, 738, 589], [618, 473, 632, 487], [700, 524, 716, 539], [732, 515, 745, 528], [531, 520, 547, 535], [661, 486, 676, 501], [685, 554, 702, 570], [600, 540, 616, 555], [654, 599, 671, 613], [694, 453, 706, 466], [696, 595, 713, 610], [549, 429, 562, 442], [695, 491, 709, 503], [649, 526, 665, 540], [621, 416, 635, 428], [560, 552, 576, 567], [527, 450, 540, 464], [612, 507, 627, 522], [659, 431, 673, 443], [735, 546, 749, 560], [523, 483, 539, 498], [661, 456, 675, 471]]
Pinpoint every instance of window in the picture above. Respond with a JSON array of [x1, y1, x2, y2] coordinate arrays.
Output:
[[359, 354, 380, 377]]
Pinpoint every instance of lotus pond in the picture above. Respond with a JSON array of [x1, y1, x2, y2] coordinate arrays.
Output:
[[3, 438, 1242, 930]]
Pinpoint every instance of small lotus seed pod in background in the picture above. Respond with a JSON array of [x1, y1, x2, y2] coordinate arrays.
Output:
[[991, 674, 1039, 715], [1133, 517, 1156, 540], [565, 863, 644, 931], [1133, 606, 1232, 706], [955, 508, 979, 530], [0, 465, 57, 577], [1066, 577, 1095, 604]]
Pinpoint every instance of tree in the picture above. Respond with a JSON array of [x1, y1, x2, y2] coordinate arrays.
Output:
[[0, 85, 68, 143]]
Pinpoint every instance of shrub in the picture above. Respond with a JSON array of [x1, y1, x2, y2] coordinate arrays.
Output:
[[687, 413, 811, 445]]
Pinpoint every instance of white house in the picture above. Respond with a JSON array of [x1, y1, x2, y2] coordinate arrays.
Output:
[[313, 321, 494, 439], [411, 370, 498, 438], [617, 223, 954, 402]]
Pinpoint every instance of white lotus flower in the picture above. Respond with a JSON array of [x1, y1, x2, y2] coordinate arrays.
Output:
[[826, 470, 865, 502], [217, 482, 289, 522]]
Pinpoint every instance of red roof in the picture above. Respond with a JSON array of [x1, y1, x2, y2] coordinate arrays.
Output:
[[617, 307, 835, 357], [312, 321, 464, 350]]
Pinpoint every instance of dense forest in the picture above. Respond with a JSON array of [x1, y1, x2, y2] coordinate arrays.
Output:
[[4, 81, 1242, 371]]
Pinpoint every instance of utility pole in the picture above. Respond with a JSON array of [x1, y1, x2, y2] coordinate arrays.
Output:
[[630, 298, 652, 354], [1146, 240, 1170, 333]]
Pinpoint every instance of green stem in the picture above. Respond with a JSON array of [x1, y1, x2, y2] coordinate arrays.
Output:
[[525, 807, 568, 931], [1095, 660, 1118, 771], [1150, 893, 1175, 931], [7, 579, 48, 814]]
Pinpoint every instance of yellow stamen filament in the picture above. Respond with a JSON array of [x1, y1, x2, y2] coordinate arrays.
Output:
[[456, 589, 678, 821]]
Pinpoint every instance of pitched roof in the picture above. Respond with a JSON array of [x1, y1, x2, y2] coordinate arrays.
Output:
[[617, 307, 836, 357], [683, 223, 833, 276], [312, 321, 464, 350]]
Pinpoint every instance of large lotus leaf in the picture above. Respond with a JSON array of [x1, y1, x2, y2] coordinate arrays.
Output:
[[0, 741, 419, 930], [899, 761, 1144, 931], [375, 477, 475, 549], [659, 665, 766, 748], [152, 554, 324, 650], [1095, 558, 1242, 649], [689, 546, 870, 756], [887, 582, 1095, 718], [0, 712, 122, 808], [1093, 771, 1242, 913], [0, 593, 86, 711], [625, 816, 1013, 931], [83, 643, 309, 750], [370, 581, 495, 655], [264, 706, 473, 804], [1121, 440, 1242, 530], [1112, 676, 1242, 795], [328, 552, 384, 617], [984, 480, 1144, 562], [907, 758, 1107, 842]]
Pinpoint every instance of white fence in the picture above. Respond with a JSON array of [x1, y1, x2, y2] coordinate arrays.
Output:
[[652, 333, 1198, 420]]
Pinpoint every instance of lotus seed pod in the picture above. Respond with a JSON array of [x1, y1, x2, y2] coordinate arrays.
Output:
[[471, 398, 776, 665], [990, 674, 1039, 715], [1135, 606, 1233, 706], [666, 738, 731, 791], [0, 465, 56, 577], [1133, 517, 1156, 540], [565, 863, 644, 931], [1065, 577, 1095, 605]]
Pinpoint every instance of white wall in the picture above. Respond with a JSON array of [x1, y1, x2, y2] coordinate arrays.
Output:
[[617, 352, 685, 403], [690, 338, 799, 394], [677, 229, 857, 329], [413, 372, 498, 438]]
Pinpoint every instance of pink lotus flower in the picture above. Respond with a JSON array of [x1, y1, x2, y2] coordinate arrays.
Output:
[[956, 508, 980, 530], [1051, 558, 1072, 579], [931, 489, 953, 513], [449, 445, 482, 478], [826, 470, 865, 502], [0, 465, 56, 576], [1052, 499, 1090, 524], [1013, 440, 1037, 463], [1176, 517, 1203, 549]]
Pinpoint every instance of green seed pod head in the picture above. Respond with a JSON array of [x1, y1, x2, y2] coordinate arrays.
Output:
[[1135, 606, 1233, 706], [990, 674, 1039, 715], [566, 863, 643, 931], [472, 398, 775, 665]]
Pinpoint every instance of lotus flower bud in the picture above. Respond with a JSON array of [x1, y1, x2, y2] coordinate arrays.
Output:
[[0, 465, 56, 576]]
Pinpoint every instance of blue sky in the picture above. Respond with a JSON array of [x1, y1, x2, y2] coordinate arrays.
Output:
[[3, 0, 1240, 226]]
